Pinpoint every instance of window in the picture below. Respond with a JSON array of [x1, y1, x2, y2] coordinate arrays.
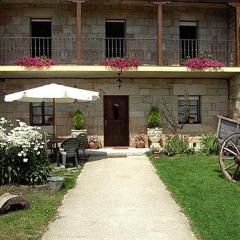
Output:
[[105, 20, 126, 58], [31, 19, 52, 58], [179, 21, 198, 60], [30, 102, 53, 126], [112, 104, 119, 120], [178, 96, 201, 124]]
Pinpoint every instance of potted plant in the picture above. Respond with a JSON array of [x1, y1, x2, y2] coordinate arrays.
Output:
[[134, 134, 146, 148], [71, 110, 87, 137], [147, 106, 163, 149], [88, 136, 102, 149], [188, 116, 195, 124], [152, 146, 161, 158]]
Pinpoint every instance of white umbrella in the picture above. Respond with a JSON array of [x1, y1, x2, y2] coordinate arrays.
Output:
[[4, 83, 99, 137]]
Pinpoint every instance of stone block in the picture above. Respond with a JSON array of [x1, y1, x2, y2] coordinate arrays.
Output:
[[129, 96, 143, 104], [151, 88, 170, 96], [129, 111, 145, 117], [53, 25, 63, 34], [137, 103, 150, 112], [216, 89, 228, 96], [173, 84, 206, 96], [63, 26, 74, 34], [68, 17, 76, 25], [139, 89, 150, 95], [129, 103, 138, 112], [143, 96, 153, 103]]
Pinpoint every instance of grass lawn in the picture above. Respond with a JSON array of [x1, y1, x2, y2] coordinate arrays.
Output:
[[150, 153, 240, 240], [0, 167, 81, 240]]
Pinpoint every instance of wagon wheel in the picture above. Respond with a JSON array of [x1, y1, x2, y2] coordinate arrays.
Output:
[[220, 133, 240, 182]]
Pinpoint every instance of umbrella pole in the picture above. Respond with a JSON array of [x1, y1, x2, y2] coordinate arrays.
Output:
[[53, 98, 56, 138]]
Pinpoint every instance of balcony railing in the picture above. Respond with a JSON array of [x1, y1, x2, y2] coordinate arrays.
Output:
[[0, 37, 236, 66], [163, 39, 236, 66]]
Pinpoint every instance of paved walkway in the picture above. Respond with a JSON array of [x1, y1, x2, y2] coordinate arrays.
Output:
[[42, 156, 197, 240]]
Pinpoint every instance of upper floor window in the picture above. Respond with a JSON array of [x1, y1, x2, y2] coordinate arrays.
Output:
[[105, 20, 125, 58], [31, 19, 52, 58], [178, 96, 201, 124], [30, 102, 53, 126], [179, 21, 198, 61]]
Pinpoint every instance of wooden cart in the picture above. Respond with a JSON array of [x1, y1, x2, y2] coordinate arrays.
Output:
[[217, 115, 240, 182]]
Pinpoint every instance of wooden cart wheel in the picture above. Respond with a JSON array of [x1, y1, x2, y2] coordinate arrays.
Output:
[[220, 133, 240, 182]]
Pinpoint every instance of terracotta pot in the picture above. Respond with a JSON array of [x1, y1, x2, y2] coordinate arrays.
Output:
[[89, 142, 99, 149], [154, 151, 160, 158], [188, 117, 195, 124], [135, 141, 145, 148]]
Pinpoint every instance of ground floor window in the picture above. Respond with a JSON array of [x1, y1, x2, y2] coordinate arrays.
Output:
[[30, 102, 53, 126], [178, 96, 201, 124]]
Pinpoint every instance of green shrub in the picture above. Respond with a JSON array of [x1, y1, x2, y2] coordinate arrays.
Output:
[[162, 135, 194, 156], [73, 110, 85, 130], [147, 106, 161, 128], [200, 132, 220, 155]]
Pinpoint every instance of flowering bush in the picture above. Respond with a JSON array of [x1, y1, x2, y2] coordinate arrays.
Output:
[[0, 118, 50, 185], [102, 58, 140, 71], [14, 56, 55, 69], [184, 57, 225, 70]]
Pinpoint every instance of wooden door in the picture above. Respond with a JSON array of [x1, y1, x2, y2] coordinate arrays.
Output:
[[104, 96, 129, 146]]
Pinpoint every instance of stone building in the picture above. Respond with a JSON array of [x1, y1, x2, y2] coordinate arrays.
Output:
[[0, 0, 240, 147]]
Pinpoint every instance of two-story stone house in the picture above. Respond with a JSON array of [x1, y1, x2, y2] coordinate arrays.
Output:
[[0, 0, 240, 147]]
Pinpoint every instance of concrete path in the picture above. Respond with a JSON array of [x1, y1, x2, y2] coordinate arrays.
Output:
[[42, 156, 197, 240]]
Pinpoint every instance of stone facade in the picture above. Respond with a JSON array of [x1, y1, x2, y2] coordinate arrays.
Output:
[[0, 1, 236, 65], [0, 0, 236, 148], [0, 78, 228, 147]]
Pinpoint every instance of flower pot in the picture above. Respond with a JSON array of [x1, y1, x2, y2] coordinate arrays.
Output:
[[47, 176, 64, 192], [154, 151, 160, 158], [188, 117, 195, 124], [135, 141, 145, 148], [71, 129, 87, 138], [89, 142, 99, 149], [147, 128, 163, 149]]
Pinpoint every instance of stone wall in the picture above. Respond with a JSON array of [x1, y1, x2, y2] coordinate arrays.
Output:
[[229, 76, 240, 120], [0, 78, 228, 147], [0, 1, 233, 65], [0, 2, 77, 64], [163, 5, 232, 65]]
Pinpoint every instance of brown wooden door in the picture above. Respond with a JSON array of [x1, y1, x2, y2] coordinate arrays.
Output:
[[104, 96, 129, 146]]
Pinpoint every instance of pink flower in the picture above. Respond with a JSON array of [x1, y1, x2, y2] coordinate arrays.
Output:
[[102, 58, 140, 71], [14, 56, 55, 69], [184, 57, 225, 70]]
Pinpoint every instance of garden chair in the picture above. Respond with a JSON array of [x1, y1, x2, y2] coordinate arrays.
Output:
[[76, 133, 89, 163], [59, 138, 80, 168]]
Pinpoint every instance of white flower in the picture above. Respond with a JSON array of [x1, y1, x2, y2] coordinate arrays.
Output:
[[37, 151, 40, 155], [18, 153, 22, 157], [23, 158, 28, 163]]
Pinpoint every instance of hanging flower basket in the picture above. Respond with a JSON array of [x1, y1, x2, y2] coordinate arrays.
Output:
[[14, 56, 55, 70], [184, 57, 225, 71]]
